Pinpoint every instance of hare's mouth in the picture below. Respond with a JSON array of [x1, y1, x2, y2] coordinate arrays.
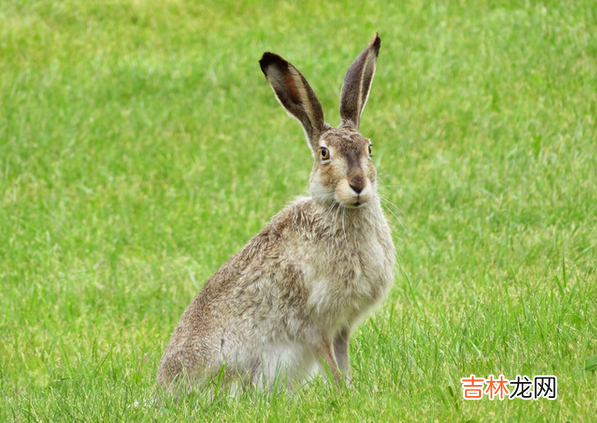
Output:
[[336, 191, 372, 208], [342, 199, 367, 209]]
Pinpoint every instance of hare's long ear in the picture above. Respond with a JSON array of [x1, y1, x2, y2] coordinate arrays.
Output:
[[339, 33, 381, 129], [260, 53, 327, 153]]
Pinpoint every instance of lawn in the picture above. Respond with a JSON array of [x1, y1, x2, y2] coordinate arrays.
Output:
[[1, 0, 596, 421]]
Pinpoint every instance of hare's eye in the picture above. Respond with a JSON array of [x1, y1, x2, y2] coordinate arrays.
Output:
[[368, 144, 373, 157], [321, 147, 330, 161]]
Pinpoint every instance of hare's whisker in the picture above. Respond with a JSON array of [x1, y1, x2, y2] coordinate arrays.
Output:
[[378, 195, 405, 217], [381, 202, 410, 237], [323, 202, 338, 223], [342, 207, 349, 246]]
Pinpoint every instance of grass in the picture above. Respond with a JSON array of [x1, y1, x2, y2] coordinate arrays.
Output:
[[1, 0, 596, 421]]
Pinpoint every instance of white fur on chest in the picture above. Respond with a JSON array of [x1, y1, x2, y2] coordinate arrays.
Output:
[[308, 242, 391, 328], [298, 203, 395, 334]]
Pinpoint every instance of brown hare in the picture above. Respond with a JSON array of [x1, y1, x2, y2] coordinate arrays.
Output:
[[157, 33, 395, 396]]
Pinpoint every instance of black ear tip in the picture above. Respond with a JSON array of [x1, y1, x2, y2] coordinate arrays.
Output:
[[371, 33, 381, 52], [259, 52, 287, 74]]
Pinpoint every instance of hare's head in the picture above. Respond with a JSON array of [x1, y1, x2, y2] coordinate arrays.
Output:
[[260, 34, 381, 209]]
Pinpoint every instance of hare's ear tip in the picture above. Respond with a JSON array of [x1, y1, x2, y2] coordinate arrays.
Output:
[[370, 33, 381, 51], [259, 52, 285, 74]]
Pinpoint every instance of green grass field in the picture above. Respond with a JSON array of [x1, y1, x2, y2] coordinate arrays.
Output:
[[1, 0, 596, 421]]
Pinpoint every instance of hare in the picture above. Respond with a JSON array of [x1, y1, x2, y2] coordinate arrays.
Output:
[[157, 33, 395, 395]]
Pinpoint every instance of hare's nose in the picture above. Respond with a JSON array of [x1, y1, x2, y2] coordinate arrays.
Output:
[[349, 177, 366, 194], [349, 183, 363, 194]]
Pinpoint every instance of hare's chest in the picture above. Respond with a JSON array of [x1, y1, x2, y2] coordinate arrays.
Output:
[[304, 234, 394, 326]]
